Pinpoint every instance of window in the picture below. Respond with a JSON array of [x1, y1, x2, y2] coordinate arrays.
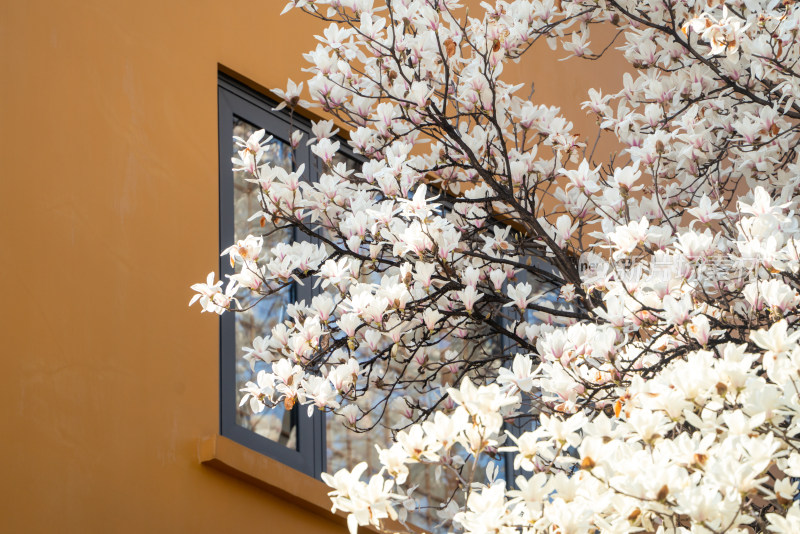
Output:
[[218, 74, 366, 479], [217, 73, 547, 531], [218, 74, 324, 477]]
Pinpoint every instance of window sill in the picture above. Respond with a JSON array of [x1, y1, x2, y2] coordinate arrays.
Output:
[[199, 434, 335, 515], [199, 435, 392, 534]]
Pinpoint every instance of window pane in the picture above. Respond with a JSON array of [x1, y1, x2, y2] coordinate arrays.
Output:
[[232, 117, 297, 449], [321, 167, 506, 532], [325, 152, 374, 474]]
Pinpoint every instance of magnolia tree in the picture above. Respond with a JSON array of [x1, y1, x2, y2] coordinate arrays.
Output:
[[191, 0, 800, 532]]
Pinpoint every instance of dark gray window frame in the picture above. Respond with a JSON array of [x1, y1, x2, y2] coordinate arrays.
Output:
[[218, 73, 543, 486], [218, 74, 327, 477]]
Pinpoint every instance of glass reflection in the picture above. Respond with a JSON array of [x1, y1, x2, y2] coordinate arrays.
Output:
[[232, 117, 297, 449], [321, 155, 506, 532]]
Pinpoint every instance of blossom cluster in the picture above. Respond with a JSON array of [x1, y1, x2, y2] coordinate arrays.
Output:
[[192, 0, 800, 532]]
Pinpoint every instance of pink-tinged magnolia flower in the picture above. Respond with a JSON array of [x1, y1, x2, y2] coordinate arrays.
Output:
[[687, 314, 712, 346], [497, 354, 538, 393], [688, 195, 724, 225], [189, 272, 238, 315], [307, 119, 339, 145], [290, 130, 304, 149], [683, 8, 748, 57], [413, 261, 435, 289], [303, 376, 339, 416], [239, 370, 276, 414], [504, 282, 533, 310], [489, 269, 505, 291], [422, 308, 442, 331], [273, 78, 311, 110], [231, 149, 257, 175], [675, 230, 716, 260], [559, 284, 576, 302], [458, 286, 481, 313], [242, 336, 272, 370], [552, 215, 578, 248], [337, 313, 360, 338], [662, 293, 692, 326], [607, 217, 649, 259], [560, 159, 601, 194], [751, 320, 800, 355], [233, 128, 272, 158], [221, 235, 263, 267], [609, 163, 642, 194], [310, 138, 341, 165]]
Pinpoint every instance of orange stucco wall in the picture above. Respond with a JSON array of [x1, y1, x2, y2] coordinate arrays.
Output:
[[0, 1, 625, 532]]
